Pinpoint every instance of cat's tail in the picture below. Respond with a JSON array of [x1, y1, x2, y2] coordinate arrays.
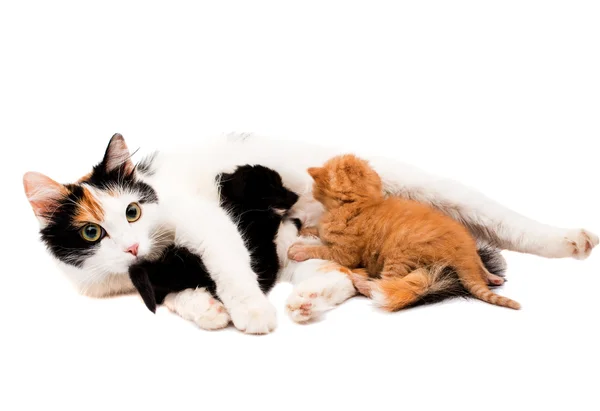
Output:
[[349, 263, 520, 311], [457, 261, 521, 310], [350, 266, 470, 312]]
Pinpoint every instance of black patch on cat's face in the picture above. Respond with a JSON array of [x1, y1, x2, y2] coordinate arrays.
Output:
[[217, 165, 299, 213], [40, 185, 101, 267]]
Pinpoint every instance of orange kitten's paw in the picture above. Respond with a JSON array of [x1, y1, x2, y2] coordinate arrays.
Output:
[[565, 229, 598, 260], [486, 273, 505, 286], [288, 243, 310, 262]]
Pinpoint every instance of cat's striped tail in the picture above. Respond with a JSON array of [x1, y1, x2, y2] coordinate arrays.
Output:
[[350, 266, 467, 311], [349, 264, 520, 311]]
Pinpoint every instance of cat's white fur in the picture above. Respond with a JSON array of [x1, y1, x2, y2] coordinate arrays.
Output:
[[26, 133, 599, 333]]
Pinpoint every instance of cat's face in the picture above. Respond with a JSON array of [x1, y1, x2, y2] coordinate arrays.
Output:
[[307, 154, 383, 208], [23, 134, 167, 297]]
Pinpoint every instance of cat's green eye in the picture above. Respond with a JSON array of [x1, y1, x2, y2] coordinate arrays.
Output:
[[126, 203, 141, 222], [80, 223, 104, 242]]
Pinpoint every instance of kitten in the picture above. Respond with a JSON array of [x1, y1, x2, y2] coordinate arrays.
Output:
[[129, 165, 301, 313], [288, 154, 521, 311]]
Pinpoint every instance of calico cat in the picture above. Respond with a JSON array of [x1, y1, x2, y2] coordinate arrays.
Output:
[[288, 154, 521, 311], [128, 164, 301, 314]]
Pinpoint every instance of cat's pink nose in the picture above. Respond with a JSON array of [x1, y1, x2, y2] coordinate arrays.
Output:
[[125, 243, 139, 257]]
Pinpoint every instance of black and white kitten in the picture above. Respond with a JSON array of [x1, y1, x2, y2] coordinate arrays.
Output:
[[129, 165, 301, 313]]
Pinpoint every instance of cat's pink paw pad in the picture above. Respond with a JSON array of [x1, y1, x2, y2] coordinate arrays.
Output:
[[286, 291, 326, 323]]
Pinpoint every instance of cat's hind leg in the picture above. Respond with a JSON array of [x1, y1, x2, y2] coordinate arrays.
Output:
[[285, 260, 357, 323], [163, 288, 231, 330]]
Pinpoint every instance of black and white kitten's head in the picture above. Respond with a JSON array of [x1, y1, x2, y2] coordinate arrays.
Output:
[[218, 165, 299, 215], [23, 134, 166, 297]]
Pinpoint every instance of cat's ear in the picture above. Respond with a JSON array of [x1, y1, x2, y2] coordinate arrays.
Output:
[[307, 167, 325, 182], [23, 172, 67, 225], [102, 133, 135, 174]]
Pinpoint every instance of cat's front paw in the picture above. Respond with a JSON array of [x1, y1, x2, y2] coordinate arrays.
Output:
[[229, 296, 277, 335], [288, 243, 310, 261], [163, 288, 230, 330], [562, 229, 598, 260]]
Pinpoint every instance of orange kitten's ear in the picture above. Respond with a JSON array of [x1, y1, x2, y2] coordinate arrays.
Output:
[[23, 172, 67, 225], [307, 167, 325, 181], [102, 133, 134, 174]]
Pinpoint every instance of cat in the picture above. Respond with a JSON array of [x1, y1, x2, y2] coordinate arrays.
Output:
[[23, 133, 596, 333], [288, 154, 521, 311], [128, 164, 301, 316]]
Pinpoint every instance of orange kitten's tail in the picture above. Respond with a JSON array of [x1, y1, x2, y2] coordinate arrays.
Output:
[[350, 264, 520, 311], [350, 266, 468, 312]]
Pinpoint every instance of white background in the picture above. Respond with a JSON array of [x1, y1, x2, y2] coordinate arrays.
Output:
[[1, 1, 598, 410]]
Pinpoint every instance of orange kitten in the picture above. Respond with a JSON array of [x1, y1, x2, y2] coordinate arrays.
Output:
[[288, 154, 520, 311]]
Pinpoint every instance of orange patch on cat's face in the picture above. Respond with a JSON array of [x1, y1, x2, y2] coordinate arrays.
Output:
[[73, 187, 104, 223]]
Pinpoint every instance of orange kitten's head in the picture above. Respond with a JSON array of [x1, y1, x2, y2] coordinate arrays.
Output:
[[308, 154, 383, 208]]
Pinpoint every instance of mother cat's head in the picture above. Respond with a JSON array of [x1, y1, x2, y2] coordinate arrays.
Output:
[[23, 134, 165, 297]]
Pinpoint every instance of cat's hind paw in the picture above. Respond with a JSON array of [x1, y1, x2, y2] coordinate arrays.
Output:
[[564, 229, 598, 260], [286, 290, 328, 323]]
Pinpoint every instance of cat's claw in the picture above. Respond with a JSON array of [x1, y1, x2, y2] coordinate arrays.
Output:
[[163, 288, 230, 330]]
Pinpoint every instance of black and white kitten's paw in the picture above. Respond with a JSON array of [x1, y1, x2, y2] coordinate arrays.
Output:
[[286, 268, 357, 323], [286, 290, 328, 323], [163, 288, 230, 330], [228, 295, 277, 334]]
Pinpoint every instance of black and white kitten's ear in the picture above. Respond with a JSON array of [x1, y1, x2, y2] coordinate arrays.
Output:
[[23, 171, 67, 226], [129, 265, 157, 313], [102, 133, 135, 174]]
